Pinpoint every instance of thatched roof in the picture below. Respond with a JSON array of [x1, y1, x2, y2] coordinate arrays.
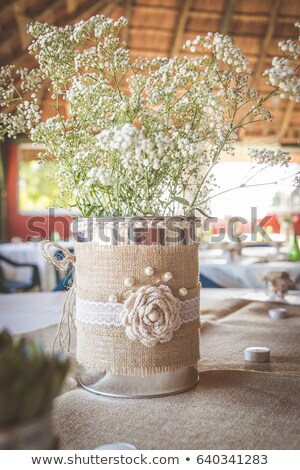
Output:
[[0, 0, 299, 144]]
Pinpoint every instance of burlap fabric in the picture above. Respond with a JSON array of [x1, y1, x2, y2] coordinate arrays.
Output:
[[75, 243, 200, 302], [74, 242, 200, 375], [52, 370, 300, 450], [76, 320, 200, 375], [19, 296, 300, 449]]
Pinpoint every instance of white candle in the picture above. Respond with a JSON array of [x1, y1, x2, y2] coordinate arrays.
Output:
[[244, 347, 270, 363], [268, 308, 287, 320]]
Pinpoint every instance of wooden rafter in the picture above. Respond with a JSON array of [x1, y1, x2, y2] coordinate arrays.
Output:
[[220, 0, 237, 35], [0, 0, 65, 58], [13, 1, 32, 50], [170, 0, 193, 56], [251, 0, 281, 88], [240, 0, 281, 141], [66, 0, 78, 15], [278, 101, 295, 140], [121, 0, 133, 45], [68, 0, 121, 25], [190, 10, 298, 25]]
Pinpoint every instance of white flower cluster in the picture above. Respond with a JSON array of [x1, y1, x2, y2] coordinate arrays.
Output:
[[264, 23, 300, 101], [18, 68, 41, 93], [96, 124, 174, 171], [248, 148, 291, 167], [184, 32, 250, 73], [28, 22, 76, 94], [250, 105, 273, 122], [0, 66, 41, 141], [0, 66, 15, 107], [86, 166, 113, 187], [93, 16, 127, 38]]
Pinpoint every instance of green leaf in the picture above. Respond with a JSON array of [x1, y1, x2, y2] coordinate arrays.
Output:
[[173, 196, 190, 206], [84, 205, 96, 218]]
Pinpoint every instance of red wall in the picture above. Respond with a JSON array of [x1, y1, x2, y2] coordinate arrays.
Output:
[[6, 143, 72, 241]]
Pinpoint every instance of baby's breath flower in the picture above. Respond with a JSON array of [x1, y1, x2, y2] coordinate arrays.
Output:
[[1, 16, 298, 217], [264, 23, 300, 101]]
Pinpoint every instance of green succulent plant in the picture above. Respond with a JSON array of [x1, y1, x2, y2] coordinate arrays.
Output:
[[0, 330, 69, 427]]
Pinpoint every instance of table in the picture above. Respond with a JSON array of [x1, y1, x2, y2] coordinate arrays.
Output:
[[200, 247, 300, 288], [0, 242, 56, 291], [0, 291, 65, 334], [1, 289, 299, 450], [0, 242, 72, 291]]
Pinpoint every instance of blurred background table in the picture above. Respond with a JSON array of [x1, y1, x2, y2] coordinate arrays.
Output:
[[0, 242, 73, 292], [200, 246, 300, 288]]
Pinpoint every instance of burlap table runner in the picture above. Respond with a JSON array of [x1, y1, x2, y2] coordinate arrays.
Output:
[[52, 370, 300, 450], [200, 300, 300, 376], [19, 296, 300, 449]]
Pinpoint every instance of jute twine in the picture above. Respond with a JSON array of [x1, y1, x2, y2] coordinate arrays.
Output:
[[40, 241, 76, 350], [41, 241, 201, 376]]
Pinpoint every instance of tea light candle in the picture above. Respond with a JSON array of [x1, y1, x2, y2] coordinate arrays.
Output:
[[244, 347, 270, 363], [268, 308, 287, 320]]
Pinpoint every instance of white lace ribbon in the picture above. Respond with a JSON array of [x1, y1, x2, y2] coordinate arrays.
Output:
[[76, 296, 200, 327]]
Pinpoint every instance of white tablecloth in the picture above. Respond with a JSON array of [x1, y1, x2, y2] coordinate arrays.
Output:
[[200, 248, 300, 288], [0, 291, 66, 334]]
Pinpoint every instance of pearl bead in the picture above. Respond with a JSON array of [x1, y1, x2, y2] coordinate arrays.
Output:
[[124, 277, 134, 288], [148, 309, 160, 322], [109, 294, 118, 303], [162, 271, 173, 282], [145, 266, 154, 276], [179, 287, 188, 297]]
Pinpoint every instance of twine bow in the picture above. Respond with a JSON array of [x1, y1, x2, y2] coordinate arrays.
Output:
[[40, 241, 75, 269], [40, 240, 76, 351]]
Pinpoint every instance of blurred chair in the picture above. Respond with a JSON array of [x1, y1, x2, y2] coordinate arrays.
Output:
[[200, 273, 224, 288], [53, 249, 74, 291], [0, 254, 41, 294]]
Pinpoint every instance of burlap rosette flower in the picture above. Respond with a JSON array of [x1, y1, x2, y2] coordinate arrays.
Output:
[[122, 285, 181, 347]]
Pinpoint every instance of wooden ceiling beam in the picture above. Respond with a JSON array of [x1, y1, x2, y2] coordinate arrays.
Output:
[[13, 1, 32, 50], [220, 0, 237, 35], [170, 0, 193, 56], [278, 101, 295, 139], [67, 0, 122, 25], [66, 0, 78, 15], [190, 10, 298, 25], [251, 0, 281, 88], [0, 0, 64, 56], [0, 2, 18, 21], [121, 0, 133, 45], [240, 0, 281, 141]]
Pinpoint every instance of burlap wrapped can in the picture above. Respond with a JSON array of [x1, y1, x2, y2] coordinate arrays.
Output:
[[44, 217, 202, 397]]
